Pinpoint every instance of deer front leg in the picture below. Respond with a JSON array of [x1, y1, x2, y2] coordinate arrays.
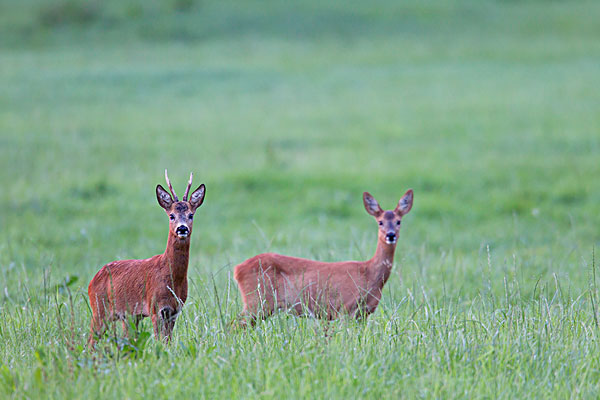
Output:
[[151, 304, 178, 343]]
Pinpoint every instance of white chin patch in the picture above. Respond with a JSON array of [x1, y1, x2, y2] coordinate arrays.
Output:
[[177, 233, 189, 239], [385, 239, 396, 245]]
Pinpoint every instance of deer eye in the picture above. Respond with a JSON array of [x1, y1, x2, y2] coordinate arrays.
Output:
[[188, 214, 194, 220], [169, 214, 175, 221], [397, 221, 401, 225], [378, 221, 383, 226]]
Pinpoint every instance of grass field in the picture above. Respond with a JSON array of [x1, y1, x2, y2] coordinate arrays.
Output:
[[1, 0, 600, 398]]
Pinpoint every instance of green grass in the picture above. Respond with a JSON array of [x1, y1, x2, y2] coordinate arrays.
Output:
[[1, 0, 600, 398]]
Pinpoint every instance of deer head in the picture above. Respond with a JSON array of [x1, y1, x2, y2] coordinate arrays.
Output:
[[156, 170, 206, 240], [363, 189, 413, 245]]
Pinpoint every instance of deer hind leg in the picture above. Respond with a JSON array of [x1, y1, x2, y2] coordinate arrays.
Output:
[[255, 266, 280, 318], [235, 263, 280, 327], [240, 284, 277, 325], [237, 305, 259, 328], [88, 316, 105, 349], [87, 296, 109, 349]]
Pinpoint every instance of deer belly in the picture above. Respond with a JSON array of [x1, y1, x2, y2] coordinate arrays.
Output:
[[113, 298, 148, 317], [287, 281, 346, 317], [273, 273, 360, 317]]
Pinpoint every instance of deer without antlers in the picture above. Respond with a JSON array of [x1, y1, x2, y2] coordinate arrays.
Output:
[[233, 189, 413, 324], [87, 171, 206, 348]]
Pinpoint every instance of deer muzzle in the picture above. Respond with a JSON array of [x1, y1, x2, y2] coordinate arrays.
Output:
[[175, 225, 190, 238], [385, 232, 396, 244]]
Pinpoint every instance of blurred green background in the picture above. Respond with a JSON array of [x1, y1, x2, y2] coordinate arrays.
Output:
[[1, 0, 600, 397], [2, 0, 599, 292]]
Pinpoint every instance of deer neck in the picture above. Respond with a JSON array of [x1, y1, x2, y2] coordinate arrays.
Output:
[[162, 233, 190, 283], [367, 236, 396, 288]]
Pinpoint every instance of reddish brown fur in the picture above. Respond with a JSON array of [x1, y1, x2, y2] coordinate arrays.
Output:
[[233, 189, 413, 323], [87, 173, 205, 348]]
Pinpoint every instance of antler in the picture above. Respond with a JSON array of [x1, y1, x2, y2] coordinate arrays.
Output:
[[164, 169, 179, 202], [183, 172, 193, 201]]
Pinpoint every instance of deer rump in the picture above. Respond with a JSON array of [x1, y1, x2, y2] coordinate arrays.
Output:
[[234, 253, 385, 319]]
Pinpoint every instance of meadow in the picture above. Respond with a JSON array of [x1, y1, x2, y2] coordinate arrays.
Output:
[[1, 0, 600, 398]]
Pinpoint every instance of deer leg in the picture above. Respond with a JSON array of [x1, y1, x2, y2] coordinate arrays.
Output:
[[135, 314, 143, 330], [121, 315, 142, 339], [160, 306, 177, 341], [237, 307, 258, 328], [151, 305, 177, 343], [88, 318, 105, 349], [87, 298, 108, 349], [241, 297, 276, 326], [248, 287, 277, 322], [151, 313, 160, 339]]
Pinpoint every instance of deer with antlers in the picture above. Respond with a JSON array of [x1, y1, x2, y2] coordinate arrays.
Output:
[[233, 189, 413, 324], [87, 171, 205, 348]]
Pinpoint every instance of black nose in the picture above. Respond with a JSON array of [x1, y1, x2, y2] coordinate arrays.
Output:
[[176, 226, 189, 235], [386, 233, 396, 241]]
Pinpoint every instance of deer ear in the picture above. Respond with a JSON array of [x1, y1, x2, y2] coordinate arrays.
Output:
[[156, 185, 173, 210], [363, 192, 383, 217], [189, 184, 205, 210], [395, 189, 413, 216]]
